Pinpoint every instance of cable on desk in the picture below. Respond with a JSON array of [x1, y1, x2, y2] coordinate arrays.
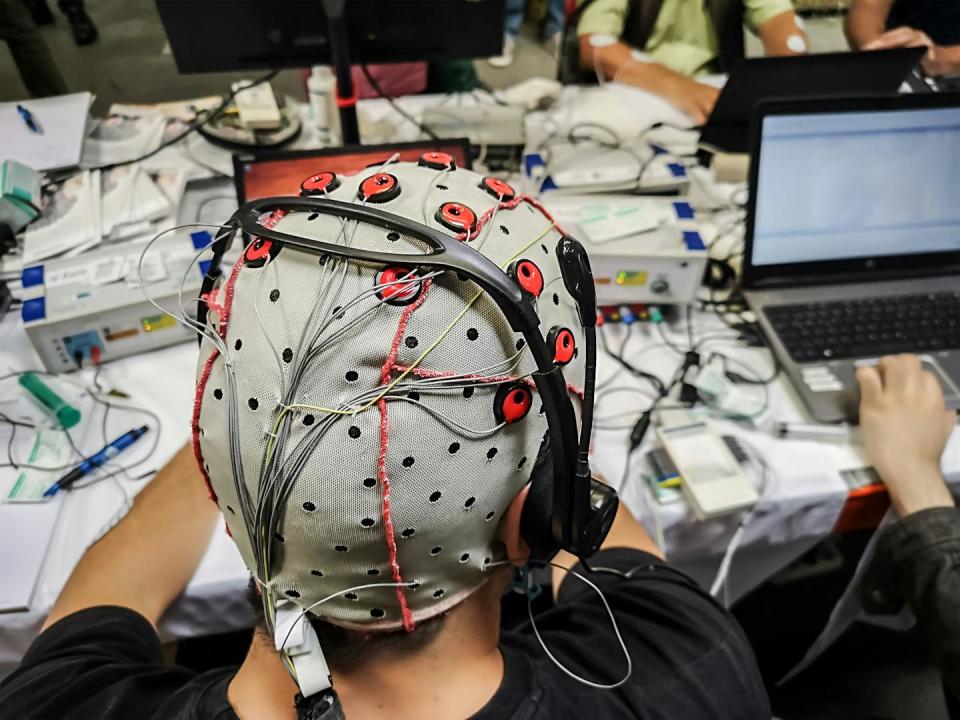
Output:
[[44, 69, 280, 188], [599, 325, 667, 396], [360, 65, 441, 141]]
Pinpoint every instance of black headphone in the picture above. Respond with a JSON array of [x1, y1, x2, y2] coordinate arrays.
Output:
[[198, 190, 618, 561]]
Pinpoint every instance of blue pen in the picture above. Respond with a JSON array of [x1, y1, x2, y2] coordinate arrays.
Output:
[[16, 104, 43, 135], [43, 425, 149, 497]]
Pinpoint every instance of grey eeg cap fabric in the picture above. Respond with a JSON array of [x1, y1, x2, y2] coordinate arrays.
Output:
[[194, 160, 585, 632]]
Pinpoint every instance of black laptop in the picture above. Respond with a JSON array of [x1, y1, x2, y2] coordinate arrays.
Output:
[[699, 48, 925, 154]]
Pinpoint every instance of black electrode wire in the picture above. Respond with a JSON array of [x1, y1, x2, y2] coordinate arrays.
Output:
[[598, 325, 667, 396], [360, 65, 441, 141], [43, 69, 280, 188]]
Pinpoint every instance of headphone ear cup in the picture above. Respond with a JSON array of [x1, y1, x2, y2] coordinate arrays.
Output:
[[519, 434, 560, 560]]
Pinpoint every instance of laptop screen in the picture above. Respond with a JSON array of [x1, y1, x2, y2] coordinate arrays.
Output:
[[750, 104, 960, 268], [234, 140, 472, 202]]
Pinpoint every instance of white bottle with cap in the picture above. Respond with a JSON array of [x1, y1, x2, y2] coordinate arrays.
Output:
[[308, 65, 340, 145]]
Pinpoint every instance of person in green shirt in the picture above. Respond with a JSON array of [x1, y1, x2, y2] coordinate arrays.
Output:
[[576, 0, 807, 124]]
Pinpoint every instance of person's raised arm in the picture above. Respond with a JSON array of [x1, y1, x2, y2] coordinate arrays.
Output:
[[845, 0, 894, 49], [757, 10, 809, 56], [42, 443, 220, 631]]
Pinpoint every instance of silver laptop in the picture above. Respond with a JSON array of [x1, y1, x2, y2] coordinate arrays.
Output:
[[742, 93, 960, 423]]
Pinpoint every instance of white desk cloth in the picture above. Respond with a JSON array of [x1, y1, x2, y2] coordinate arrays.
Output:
[[2, 85, 958, 679]]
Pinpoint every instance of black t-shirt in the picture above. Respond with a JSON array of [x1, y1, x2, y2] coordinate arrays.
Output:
[[0, 549, 769, 719], [887, 0, 960, 46]]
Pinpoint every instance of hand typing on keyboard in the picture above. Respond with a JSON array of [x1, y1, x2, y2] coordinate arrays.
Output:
[[857, 354, 957, 517]]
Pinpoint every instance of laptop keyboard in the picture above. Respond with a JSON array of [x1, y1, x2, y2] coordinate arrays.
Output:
[[764, 292, 960, 362]]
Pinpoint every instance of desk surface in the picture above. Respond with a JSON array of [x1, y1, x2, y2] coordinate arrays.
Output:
[[2, 86, 957, 678]]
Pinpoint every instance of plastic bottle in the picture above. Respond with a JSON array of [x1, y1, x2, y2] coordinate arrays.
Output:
[[307, 66, 339, 145]]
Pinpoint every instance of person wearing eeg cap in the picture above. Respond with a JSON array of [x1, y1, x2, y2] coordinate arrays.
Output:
[[0, 159, 770, 719]]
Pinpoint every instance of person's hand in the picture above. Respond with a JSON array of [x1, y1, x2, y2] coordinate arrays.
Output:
[[857, 354, 957, 517], [663, 77, 720, 126], [864, 26, 952, 76]]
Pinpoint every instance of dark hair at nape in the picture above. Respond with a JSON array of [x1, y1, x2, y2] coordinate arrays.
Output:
[[246, 577, 445, 673]]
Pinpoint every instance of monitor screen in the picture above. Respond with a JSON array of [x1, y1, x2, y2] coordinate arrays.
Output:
[[750, 105, 960, 267], [234, 141, 472, 202]]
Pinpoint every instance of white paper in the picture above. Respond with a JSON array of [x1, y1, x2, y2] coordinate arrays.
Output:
[[22, 172, 100, 263], [81, 114, 165, 168], [0, 93, 91, 171]]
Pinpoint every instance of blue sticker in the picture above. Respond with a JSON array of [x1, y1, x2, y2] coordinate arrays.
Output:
[[21, 297, 46, 323], [683, 231, 706, 250], [21, 265, 44, 288], [648, 143, 668, 156], [198, 260, 212, 278], [667, 162, 686, 178], [191, 231, 213, 250], [673, 201, 694, 220]]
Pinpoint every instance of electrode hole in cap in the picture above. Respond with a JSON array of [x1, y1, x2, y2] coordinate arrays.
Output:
[[429, 491, 441, 502], [371, 608, 385, 618], [464, 497, 475, 509], [408, 391, 420, 401], [433, 589, 445, 598], [368, 568, 380, 576], [405, 336, 418, 349], [485, 511, 495, 521], [348, 426, 361, 439], [463, 387, 474, 399], [303, 501, 316, 512], [401, 528, 416, 538], [274, 533, 285, 542], [467, 328, 479, 341], [344, 593, 358, 601], [282, 348, 293, 363], [448, 442, 460, 454], [303, 414, 315, 426], [430, 546, 442, 555], [335, 545, 349, 552], [363, 477, 377, 488], [487, 447, 498, 460], [387, 231, 400, 242], [402, 456, 415, 467], [360, 517, 375, 527], [213, 388, 223, 400], [346, 370, 359, 382], [248, 398, 259, 410], [285, 589, 300, 598], [269, 289, 280, 302], [311, 569, 323, 577], [459, 553, 470, 563], [235, 339, 243, 350]]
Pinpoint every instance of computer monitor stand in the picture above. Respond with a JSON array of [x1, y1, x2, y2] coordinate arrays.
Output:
[[322, 0, 360, 145]]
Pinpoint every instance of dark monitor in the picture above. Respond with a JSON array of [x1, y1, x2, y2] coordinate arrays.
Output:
[[155, 0, 505, 73], [233, 138, 473, 202]]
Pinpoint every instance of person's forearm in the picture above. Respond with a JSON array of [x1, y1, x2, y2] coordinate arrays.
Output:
[[845, 2, 890, 49], [928, 45, 960, 76], [758, 11, 808, 56], [580, 37, 687, 96], [43, 443, 220, 630]]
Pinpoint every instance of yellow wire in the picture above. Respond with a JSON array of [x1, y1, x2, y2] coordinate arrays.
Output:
[[263, 221, 556, 461]]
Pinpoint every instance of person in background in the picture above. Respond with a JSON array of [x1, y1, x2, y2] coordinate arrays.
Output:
[[845, 0, 960, 77], [490, 0, 567, 68], [22, 0, 97, 46], [574, 0, 808, 124], [857, 354, 959, 702], [0, 0, 67, 97]]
